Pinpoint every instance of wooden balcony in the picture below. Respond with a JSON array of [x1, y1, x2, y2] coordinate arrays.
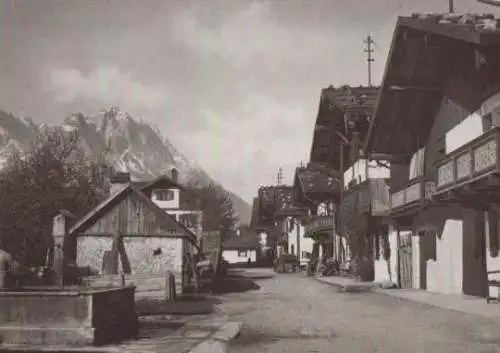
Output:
[[434, 127, 500, 204], [305, 215, 334, 237], [390, 177, 436, 217], [339, 178, 390, 235], [342, 178, 390, 215]]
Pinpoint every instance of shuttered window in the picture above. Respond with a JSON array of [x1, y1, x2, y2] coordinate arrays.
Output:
[[488, 210, 499, 258], [429, 231, 437, 261]]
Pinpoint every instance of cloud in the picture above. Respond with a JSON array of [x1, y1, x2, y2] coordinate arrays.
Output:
[[170, 2, 336, 70], [48, 65, 167, 114], [176, 92, 312, 201]]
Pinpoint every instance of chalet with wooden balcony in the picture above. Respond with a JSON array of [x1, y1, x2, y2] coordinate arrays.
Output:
[[293, 163, 341, 261], [308, 85, 382, 272], [250, 185, 312, 265], [365, 13, 500, 298]]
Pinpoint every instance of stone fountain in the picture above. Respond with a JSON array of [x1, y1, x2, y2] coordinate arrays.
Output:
[[0, 211, 138, 348]]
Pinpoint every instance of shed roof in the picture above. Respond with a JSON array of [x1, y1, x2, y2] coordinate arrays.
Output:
[[69, 184, 197, 243], [365, 13, 500, 155]]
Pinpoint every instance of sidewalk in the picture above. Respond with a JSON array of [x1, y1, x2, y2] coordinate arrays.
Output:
[[313, 275, 500, 320], [0, 316, 242, 353]]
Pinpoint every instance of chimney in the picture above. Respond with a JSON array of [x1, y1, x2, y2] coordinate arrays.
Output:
[[170, 167, 179, 183], [110, 172, 130, 195]]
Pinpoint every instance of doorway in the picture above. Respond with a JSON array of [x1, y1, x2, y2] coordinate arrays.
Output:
[[463, 210, 488, 297], [398, 232, 413, 289]]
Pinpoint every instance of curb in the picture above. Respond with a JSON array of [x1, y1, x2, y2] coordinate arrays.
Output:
[[188, 322, 243, 353]]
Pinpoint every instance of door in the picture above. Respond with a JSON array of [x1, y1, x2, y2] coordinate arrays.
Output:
[[419, 231, 437, 290], [398, 232, 413, 289], [463, 210, 488, 297]]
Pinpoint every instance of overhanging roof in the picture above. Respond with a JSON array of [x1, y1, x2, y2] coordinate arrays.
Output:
[[293, 164, 341, 201], [309, 85, 379, 169], [365, 13, 500, 155]]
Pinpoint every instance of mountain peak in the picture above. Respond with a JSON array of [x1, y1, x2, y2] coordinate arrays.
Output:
[[0, 109, 252, 224]]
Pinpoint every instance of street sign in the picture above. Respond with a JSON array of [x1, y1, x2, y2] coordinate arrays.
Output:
[[477, 0, 500, 6]]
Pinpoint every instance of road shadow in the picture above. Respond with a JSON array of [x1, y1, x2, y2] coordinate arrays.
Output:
[[136, 294, 221, 316], [211, 276, 262, 294]]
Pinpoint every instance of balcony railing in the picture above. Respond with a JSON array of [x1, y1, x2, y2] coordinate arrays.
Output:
[[341, 178, 390, 217], [435, 127, 499, 192], [305, 215, 334, 236], [390, 177, 436, 213]]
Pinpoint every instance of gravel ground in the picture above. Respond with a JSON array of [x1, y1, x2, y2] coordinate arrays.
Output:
[[211, 269, 500, 353]]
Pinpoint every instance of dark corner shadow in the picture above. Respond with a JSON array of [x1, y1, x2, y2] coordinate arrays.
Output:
[[210, 276, 262, 295], [135, 294, 221, 317]]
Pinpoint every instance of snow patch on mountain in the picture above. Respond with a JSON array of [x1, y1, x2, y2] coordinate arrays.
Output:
[[0, 108, 252, 224]]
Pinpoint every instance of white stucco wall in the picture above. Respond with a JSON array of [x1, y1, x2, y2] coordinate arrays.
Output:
[[223, 249, 257, 264], [151, 188, 180, 209], [373, 226, 398, 283], [445, 91, 500, 154], [426, 220, 463, 294], [344, 159, 390, 187], [445, 113, 483, 154], [287, 222, 314, 264], [412, 235, 420, 289]]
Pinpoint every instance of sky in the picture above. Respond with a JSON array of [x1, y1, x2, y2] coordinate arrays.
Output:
[[1, 0, 499, 203]]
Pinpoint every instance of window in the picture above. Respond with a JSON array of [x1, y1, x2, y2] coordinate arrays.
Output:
[[238, 250, 247, 257], [155, 189, 175, 201], [290, 244, 295, 255]]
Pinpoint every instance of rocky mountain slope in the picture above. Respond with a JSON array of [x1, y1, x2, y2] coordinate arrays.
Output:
[[0, 108, 252, 224]]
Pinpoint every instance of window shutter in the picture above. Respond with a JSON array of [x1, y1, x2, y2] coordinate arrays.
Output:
[[429, 231, 437, 261], [488, 210, 499, 258]]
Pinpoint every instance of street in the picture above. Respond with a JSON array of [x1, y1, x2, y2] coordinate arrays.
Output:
[[214, 269, 500, 353]]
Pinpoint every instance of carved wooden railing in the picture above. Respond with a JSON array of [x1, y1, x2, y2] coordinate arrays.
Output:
[[390, 177, 436, 212], [435, 127, 500, 192], [341, 178, 390, 217], [305, 215, 335, 236]]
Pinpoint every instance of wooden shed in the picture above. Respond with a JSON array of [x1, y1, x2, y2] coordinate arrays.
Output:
[[69, 184, 197, 294]]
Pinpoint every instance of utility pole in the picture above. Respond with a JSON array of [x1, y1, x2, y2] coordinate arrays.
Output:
[[364, 35, 374, 87], [449, 0, 454, 12], [276, 167, 283, 186]]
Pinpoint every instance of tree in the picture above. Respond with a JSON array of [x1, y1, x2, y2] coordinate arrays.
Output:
[[188, 181, 238, 278], [189, 182, 238, 236], [0, 130, 108, 267]]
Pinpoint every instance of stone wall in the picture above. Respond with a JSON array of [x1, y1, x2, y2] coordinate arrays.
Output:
[[76, 235, 184, 291]]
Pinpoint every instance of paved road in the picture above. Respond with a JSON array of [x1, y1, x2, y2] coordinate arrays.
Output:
[[214, 269, 500, 353]]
